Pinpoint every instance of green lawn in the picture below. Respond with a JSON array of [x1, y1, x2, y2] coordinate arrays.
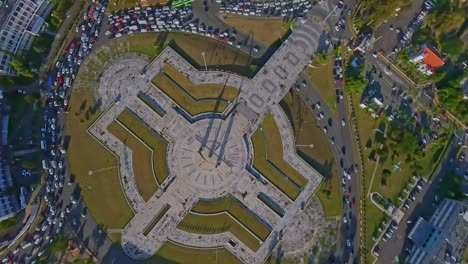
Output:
[[191, 196, 271, 241], [251, 129, 301, 200], [161, 64, 240, 100], [116, 109, 169, 185], [137, 93, 165, 117], [304, 54, 336, 114], [66, 91, 134, 229], [144, 205, 170, 236], [144, 241, 242, 264], [177, 212, 261, 251], [152, 73, 230, 116], [280, 91, 340, 217], [107, 121, 158, 202]]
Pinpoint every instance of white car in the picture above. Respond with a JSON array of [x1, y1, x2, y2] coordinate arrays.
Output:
[[342, 119, 346, 126]]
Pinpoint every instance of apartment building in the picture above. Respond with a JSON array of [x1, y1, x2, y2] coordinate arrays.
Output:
[[0, 0, 53, 75], [407, 199, 468, 264], [0, 90, 18, 222]]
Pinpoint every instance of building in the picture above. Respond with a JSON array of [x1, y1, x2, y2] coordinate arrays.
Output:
[[0, 194, 19, 221], [409, 44, 445, 75], [0, 91, 18, 222], [0, 0, 53, 75], [407, 199, 468, 264]]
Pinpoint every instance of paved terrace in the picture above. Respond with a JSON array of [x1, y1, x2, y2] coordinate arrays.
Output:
[[86, 18, 326, 264]]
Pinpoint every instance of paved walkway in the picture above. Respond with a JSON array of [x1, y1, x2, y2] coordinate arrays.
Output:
[[87, 18, 327, 264]]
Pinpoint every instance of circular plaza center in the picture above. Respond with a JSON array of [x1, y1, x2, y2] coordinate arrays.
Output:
[[170, 117, 248, 196]]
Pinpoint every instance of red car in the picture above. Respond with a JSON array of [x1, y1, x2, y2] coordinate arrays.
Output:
[[351, 197, 356, 207]]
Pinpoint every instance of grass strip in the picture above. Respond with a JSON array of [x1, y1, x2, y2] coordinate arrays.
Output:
[[107, 121, 158, 201], [137, 92, 165, 117], [145, 240, 242, 264], [257, 193, 284, 217], [144, 204, 171, 236], [152, 73, 229, 116], [261, 115, 309, 187], [251, 129, 301, 200], [177, 212, 261, 251], [191, 196, 271, 241], [116, 109, 169, 184], [161, 64, 240, 100]]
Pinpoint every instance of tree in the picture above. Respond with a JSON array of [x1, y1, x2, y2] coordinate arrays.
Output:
[[315, 51, 329, 65], [344, 75, 368, 93]]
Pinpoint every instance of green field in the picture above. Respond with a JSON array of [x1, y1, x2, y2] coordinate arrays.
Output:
[[66, 92, 134, 229], [177, 212, 261, 251], [144, 205, 170, 236], [107, 121, 158, 202], [145, 241, 242, 264], [191, 196, 271, 241], [116, 109, 169, 185]]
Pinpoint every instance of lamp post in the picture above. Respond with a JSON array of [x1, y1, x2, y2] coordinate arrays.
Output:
[[201, 52, 208, 70]]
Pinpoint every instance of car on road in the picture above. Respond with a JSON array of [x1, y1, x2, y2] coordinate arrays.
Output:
[[317, 112, 324, 120], [341, 119, 346, 126], [330, 137, 335, 145]]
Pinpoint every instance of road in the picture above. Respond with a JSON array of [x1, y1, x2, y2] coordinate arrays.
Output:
[[295, 1, 359, 263], [297, 71, 359, 263]]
